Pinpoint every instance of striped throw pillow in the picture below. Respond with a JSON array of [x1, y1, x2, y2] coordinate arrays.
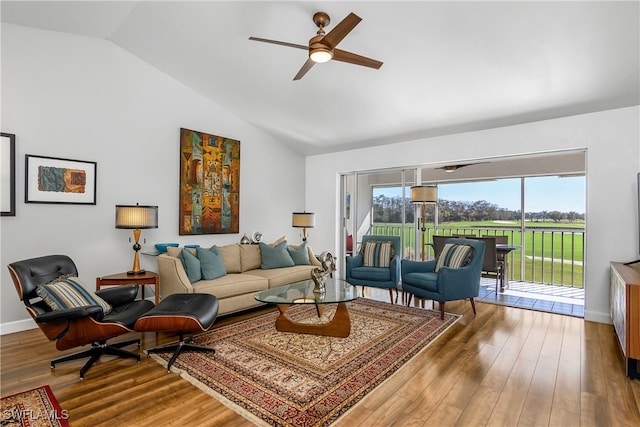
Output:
[[36, 276, 112, 314], [363, 240, 394, 268], [435, 244, 474, 272]]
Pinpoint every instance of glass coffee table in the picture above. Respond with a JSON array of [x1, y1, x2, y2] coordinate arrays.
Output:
[[254, 278, 358, 338]]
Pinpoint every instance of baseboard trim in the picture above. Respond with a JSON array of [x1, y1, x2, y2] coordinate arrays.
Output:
[[0, 318, 37, 335], [584, 309, 612, 324]]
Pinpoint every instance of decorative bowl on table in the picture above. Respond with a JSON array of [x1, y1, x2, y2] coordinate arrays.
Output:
[[155, 243, 179, 253], [184, 244, 200, 249]]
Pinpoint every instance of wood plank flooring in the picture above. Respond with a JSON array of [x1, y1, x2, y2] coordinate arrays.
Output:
[[1, 290, 639, 426]]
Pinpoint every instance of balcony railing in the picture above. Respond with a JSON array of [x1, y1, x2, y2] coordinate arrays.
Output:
[[370, 224, 585, 288]]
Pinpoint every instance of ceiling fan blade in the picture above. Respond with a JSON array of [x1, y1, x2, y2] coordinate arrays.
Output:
[[248, 37, 308, 51], [293, 58, 316, 80], [320, 12, 361, 49], [333, 49, 383, 69]]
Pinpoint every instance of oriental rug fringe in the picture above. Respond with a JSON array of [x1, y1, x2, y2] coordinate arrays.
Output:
[[150, 298, 460, 426]]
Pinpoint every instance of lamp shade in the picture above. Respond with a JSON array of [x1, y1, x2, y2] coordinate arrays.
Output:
[[115, 204, 158, 229], [410, 186, 438, 203], [292, 212, 316, 228]]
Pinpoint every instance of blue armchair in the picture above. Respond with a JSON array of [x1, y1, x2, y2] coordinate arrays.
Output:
[[401, 238, 485, 319], [346, 235, 401, 303]]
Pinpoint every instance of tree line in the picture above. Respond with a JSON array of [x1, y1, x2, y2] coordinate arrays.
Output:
[[373, 195, 584, 224]]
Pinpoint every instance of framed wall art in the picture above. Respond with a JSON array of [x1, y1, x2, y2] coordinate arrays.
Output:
[[179, 128, 240, 235], [1, 132, 16, 216], [25, 155, 97, 205]]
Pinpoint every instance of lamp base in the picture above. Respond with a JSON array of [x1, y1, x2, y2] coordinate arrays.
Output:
[[127, 269, 146, 275]]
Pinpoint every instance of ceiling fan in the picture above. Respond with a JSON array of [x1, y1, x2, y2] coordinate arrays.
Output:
[[249, 11, 383, 80], [436, 163, 487, 173]]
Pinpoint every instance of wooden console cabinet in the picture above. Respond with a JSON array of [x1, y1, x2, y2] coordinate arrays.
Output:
[[610, 261, 640, 379]]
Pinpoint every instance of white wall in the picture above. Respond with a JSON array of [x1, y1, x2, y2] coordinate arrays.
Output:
[[0, 24, 306, 332], [306, 106, 640, 324]]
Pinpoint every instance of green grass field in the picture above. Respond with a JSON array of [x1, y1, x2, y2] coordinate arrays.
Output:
[[371, 220, 585, 287]]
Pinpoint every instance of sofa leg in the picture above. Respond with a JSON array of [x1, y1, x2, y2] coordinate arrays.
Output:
[[440, 302, 445, 320], [406, 294, 413, 307], [470, 298, 477, 316], [388, 289, 394, 304]]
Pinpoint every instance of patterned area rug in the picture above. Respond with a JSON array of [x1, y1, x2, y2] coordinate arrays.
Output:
[[0, 385, 69, 427], [151, 298, 460, 426]]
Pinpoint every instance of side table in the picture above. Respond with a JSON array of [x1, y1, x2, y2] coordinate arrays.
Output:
[[96, 271, 159, 305]]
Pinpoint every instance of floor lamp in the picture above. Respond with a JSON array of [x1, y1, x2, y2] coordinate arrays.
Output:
[[410, 186, 438, 261]]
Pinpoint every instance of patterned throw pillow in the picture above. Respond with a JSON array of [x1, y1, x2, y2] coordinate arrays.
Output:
[[36, 276, 112, 314], [435, 243, 474, 272], [362, 240, 394, 268]]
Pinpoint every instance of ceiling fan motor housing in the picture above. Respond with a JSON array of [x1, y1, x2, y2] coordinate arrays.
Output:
[[309, 35, 333, 62]]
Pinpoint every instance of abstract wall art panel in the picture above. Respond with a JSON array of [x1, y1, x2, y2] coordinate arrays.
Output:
[[25, 155, 96, 205], [179, 128, 240, 235]]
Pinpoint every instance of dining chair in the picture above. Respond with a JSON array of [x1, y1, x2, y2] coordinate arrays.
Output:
[[468, 236, 503, 293]]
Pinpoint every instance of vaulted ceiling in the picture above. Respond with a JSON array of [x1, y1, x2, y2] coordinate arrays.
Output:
[[2, 1, 638, 156]]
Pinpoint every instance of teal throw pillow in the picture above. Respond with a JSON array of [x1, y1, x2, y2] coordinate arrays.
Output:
[[198, 246, 227, 280], [260, 241, 295, 269], [36, 276, 112, 314], [287, 241, 310, 265], [179, 248, 202, 283]]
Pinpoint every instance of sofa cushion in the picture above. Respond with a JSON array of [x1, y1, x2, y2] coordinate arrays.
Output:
[[179, 249, 202, 282], [272, 236, 286, 246], [192, 273, 268, 299], [435, 244, 474, 272], [287, 241, 311, 265], [350, 266, 392, 282], [260, 241, 295, 269], [403, 272, 438, 292], [247, 265, 316, 288], [198, 246, 227, 280], [167, 246, 192, 257], [218, 244, 241, 273], [240, 244, 261, 272], [362, 240, 394, 267], [36, 276, 112, 314]]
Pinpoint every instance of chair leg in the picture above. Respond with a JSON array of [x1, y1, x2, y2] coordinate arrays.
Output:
[[51, 338, 142, 380], [439, 302, 445, 320], [470, 298, 477, 316], [388, 289, 394, 304], [146, 333, 215, 372], [406, 293, 413, 307]]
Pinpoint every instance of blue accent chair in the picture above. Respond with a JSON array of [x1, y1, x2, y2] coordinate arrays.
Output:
[[401, 238, 485, 319], [345, 235, 401, 304]]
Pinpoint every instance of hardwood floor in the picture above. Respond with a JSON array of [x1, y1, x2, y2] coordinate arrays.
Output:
[[2, 290, 639, 426]]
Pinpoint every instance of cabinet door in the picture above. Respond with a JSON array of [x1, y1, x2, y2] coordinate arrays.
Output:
[[611, 267, 626, 354]]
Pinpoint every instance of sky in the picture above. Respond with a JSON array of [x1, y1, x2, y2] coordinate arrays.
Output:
[[376, 176, 585, 213]]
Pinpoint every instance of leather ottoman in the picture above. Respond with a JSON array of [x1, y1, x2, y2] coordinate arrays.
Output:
[[135, 293, 219, 372]]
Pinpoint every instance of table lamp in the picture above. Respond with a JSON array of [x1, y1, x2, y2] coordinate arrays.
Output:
[[116, 203, 158, 275], [292, 212, 316, 242], [410, 186, 437, 261]]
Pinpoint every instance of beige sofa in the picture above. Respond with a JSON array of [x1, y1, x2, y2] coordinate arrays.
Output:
[[157, 243, 323, 316]]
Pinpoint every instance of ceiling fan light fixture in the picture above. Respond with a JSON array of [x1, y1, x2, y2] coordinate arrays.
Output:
[[310, 47, 333, 63]]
